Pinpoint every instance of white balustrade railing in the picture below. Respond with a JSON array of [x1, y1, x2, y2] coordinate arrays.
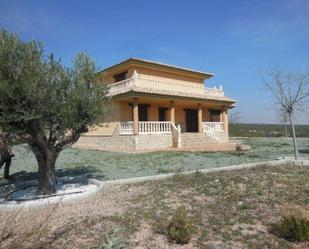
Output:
[[204, 86, 224, 96], [119, 121, 134, 134], [107, 71, 225, 98], [202, 122, 224, 132], [139, 121, 171, 134], [108, 78, 135, 96], [202, 122, 224, 140], [119, 121, 172, 134]]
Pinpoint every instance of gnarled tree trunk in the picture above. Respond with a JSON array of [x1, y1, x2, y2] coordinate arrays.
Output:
[[29, 143, 59, 195]]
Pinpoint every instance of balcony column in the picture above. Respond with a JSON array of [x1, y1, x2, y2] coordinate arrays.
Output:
[[198, 103, 203, 133], [133, 98, 139, 135], [222, 108, 228, 133], [169, 101, 175, 124]]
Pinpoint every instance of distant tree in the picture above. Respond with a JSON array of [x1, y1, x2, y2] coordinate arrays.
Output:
[[229, 110, 242, 124], [0, 30, 110, 194], [262, 68, 309, 159]]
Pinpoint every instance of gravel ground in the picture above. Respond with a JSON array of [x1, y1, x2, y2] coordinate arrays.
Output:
[[3, 137, 309, 182], [0, 164, 307, 249]]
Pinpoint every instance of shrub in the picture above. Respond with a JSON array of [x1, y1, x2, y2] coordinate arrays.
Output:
[[167, 206, 194, 244], [271, 206, 309, 242]]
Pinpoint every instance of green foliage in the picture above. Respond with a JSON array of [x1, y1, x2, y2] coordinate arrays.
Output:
[[0, 29, 110, 193], [167, 206, 194, 244], [271, 207, 309, 242], [0, 29, 109, 144], [229, 123, 309, 138]]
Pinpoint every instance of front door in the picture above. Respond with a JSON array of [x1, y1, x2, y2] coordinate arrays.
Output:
[[185, 109, 198, 132]]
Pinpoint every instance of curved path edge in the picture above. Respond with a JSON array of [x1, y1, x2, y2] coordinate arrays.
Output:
[[1, 158, 308, 211], [102, 158, 309, 186]]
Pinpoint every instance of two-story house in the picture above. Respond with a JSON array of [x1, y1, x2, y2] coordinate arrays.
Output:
[[74, 58, 236, 151]]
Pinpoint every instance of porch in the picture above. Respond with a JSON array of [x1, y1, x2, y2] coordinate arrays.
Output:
[[118, 121, 227, 149], [118, 121, 224, 136], [117, 96, 227, 133]]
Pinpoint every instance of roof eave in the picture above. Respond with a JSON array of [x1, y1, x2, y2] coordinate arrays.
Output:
[[96, 58, 214, 79]]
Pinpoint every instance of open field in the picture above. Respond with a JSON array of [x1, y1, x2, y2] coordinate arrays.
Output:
[[229, 123, 309, 137], [4, 137, 309, 183], [0, 164, 308, 248]]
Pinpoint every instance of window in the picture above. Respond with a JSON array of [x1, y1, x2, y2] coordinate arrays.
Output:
[[138, 105, 149, 121], [158, 107, 168, 121], [113, 71, 127, 82], [209, 110, 221, 122]]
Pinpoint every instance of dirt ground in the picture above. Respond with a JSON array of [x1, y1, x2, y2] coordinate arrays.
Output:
[[0, 164, 308, 249]]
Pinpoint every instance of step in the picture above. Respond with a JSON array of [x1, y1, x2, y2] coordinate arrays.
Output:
[[180, 132, 219, 147]]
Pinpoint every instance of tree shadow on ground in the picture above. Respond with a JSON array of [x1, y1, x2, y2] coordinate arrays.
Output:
[[0, 165, 106, 187], [298, 149, 309, 154]]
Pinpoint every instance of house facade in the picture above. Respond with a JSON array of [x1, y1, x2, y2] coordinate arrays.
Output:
[[74, 58, 236, 151]]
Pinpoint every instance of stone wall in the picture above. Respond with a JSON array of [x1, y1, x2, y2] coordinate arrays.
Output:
[[135, 134, 172, 150], [73, 132, 228, 151], [73, 135, 135, 151], [214, 131, 228, 143], [73, 133, 173, 151]]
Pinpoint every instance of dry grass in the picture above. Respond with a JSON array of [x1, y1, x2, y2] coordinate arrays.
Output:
[[0, 164, 308, 248]]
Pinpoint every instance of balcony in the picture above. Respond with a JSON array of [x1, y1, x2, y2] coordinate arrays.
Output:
[[107, 71, 228, 100]]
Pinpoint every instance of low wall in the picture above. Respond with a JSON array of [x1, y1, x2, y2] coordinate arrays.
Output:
[[215, 131, 228, 143], [73, 133, 173, 151], [135, 134, 172, 150], [72, 135, 135, 151]]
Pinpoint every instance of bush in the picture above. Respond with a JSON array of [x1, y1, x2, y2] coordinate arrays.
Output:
[[271, 206, 309, 242], [167, 206, 194, 244]]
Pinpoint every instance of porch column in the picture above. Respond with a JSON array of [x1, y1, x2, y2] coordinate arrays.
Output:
[[220, 112, 223, 122], [198, 103, 203, 133], [133, 98, 139, 135], [222, 109, 228, 133], [169, 101, 175, 124]]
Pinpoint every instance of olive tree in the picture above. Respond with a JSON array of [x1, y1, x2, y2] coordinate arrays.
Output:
[[0, 30, 110, 194], [262, 68, 309, 159]]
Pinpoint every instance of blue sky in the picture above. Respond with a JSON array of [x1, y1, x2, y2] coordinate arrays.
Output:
[[1, 0, 309, 123]]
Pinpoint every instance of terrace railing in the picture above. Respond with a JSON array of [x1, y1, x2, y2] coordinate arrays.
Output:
[[202, 122, 224, 140], [119, 121, 134, 134], [202, 122, 224, 132], [119, 121, 172, 135], [107, 71, 225, 99], [139, 121, 171, 134]]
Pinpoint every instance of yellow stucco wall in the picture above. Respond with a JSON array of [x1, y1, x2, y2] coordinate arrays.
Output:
[[96, 63, 205, 86], [118, 101, 132, 121], [86, 101, 120, 136], [127, 66, 204, 84]]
